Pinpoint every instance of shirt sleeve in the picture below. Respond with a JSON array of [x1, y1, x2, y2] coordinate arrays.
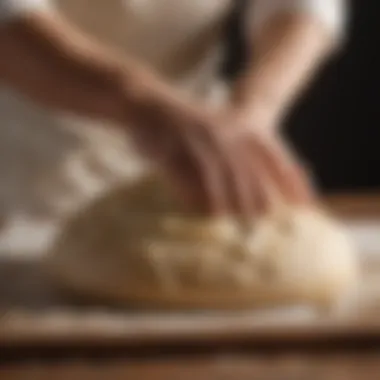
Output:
[[248, 0, 348, 43], [0, 0, 51, 23]]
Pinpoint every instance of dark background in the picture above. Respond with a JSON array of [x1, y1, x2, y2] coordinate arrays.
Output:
[[225, 0, 380, 194]]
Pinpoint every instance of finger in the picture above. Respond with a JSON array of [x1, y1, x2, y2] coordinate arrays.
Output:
[[150, 122, 231, 215], [249, 147, 281, 214], [151, 127, 211, 212], [181, 125, 229, 216], [250, 136, 315, 205], [159, 137, 201, 210], [295, 163, 318, 203], [226, 130, 278, 217], [207, 128, 257, 219]]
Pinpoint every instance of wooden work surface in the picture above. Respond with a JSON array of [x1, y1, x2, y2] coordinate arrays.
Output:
[[2, 195, 380, 347], [2, 195, 380, 380]]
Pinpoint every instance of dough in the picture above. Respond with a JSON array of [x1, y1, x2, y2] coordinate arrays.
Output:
[[46, 175, 359, 310]]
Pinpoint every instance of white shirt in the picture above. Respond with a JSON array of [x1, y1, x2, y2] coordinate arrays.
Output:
[[0, 0, 51, 18], [0, 0, 347, 40], [251, 0, 347, 41]]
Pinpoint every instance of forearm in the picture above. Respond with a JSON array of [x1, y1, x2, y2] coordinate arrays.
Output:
[[0, 10, 174, 126], [232, 12, 338, 130]]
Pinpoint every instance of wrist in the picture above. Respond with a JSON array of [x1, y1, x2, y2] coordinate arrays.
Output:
[[119, 64, 201, 128], [229, 71, 295, 134], [228, 97, 280, 135], [113, 65, 168, 124]]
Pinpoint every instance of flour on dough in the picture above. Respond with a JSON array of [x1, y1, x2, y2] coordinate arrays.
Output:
[[46, 175, 359, 310]]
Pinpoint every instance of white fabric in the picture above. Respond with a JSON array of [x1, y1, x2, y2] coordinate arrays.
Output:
[[0, 0, 50, 21], [0, 0, 347, 36], [250, 0, 347, 40], [0, 0, 348, 42]]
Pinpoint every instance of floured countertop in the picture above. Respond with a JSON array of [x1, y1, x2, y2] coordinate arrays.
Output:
[[1, 196, 380, 347]]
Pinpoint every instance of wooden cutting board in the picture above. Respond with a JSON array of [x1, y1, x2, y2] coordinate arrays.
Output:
[[2, 195, 380, 349]]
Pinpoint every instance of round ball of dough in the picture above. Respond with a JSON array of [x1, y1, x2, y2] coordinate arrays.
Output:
[[46, 176, 359, 309]]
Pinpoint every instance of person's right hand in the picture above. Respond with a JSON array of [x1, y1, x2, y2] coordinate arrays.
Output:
[[129, 97, 315, 218], [238, 131, 317, 213]]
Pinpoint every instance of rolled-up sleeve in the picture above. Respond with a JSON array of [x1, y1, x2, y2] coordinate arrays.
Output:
[[249, 0, 348, 43], [0, 0, 51, 23]]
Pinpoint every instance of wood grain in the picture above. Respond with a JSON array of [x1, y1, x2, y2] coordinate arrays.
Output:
[[1, 353, 380, 379], [324, 194, 380, 217]]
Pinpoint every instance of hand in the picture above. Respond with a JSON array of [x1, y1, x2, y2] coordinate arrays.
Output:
[[235, 130, 317, 211], [130, 100, 256, 216], [217, 107, 317, 211], [129, 96, 314, 218]]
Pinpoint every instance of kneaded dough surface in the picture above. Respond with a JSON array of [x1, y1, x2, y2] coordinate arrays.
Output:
[[47, 176, 359, 309]]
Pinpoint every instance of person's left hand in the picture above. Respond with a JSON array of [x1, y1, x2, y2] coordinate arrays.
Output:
[[215, 106, 317, 211]]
